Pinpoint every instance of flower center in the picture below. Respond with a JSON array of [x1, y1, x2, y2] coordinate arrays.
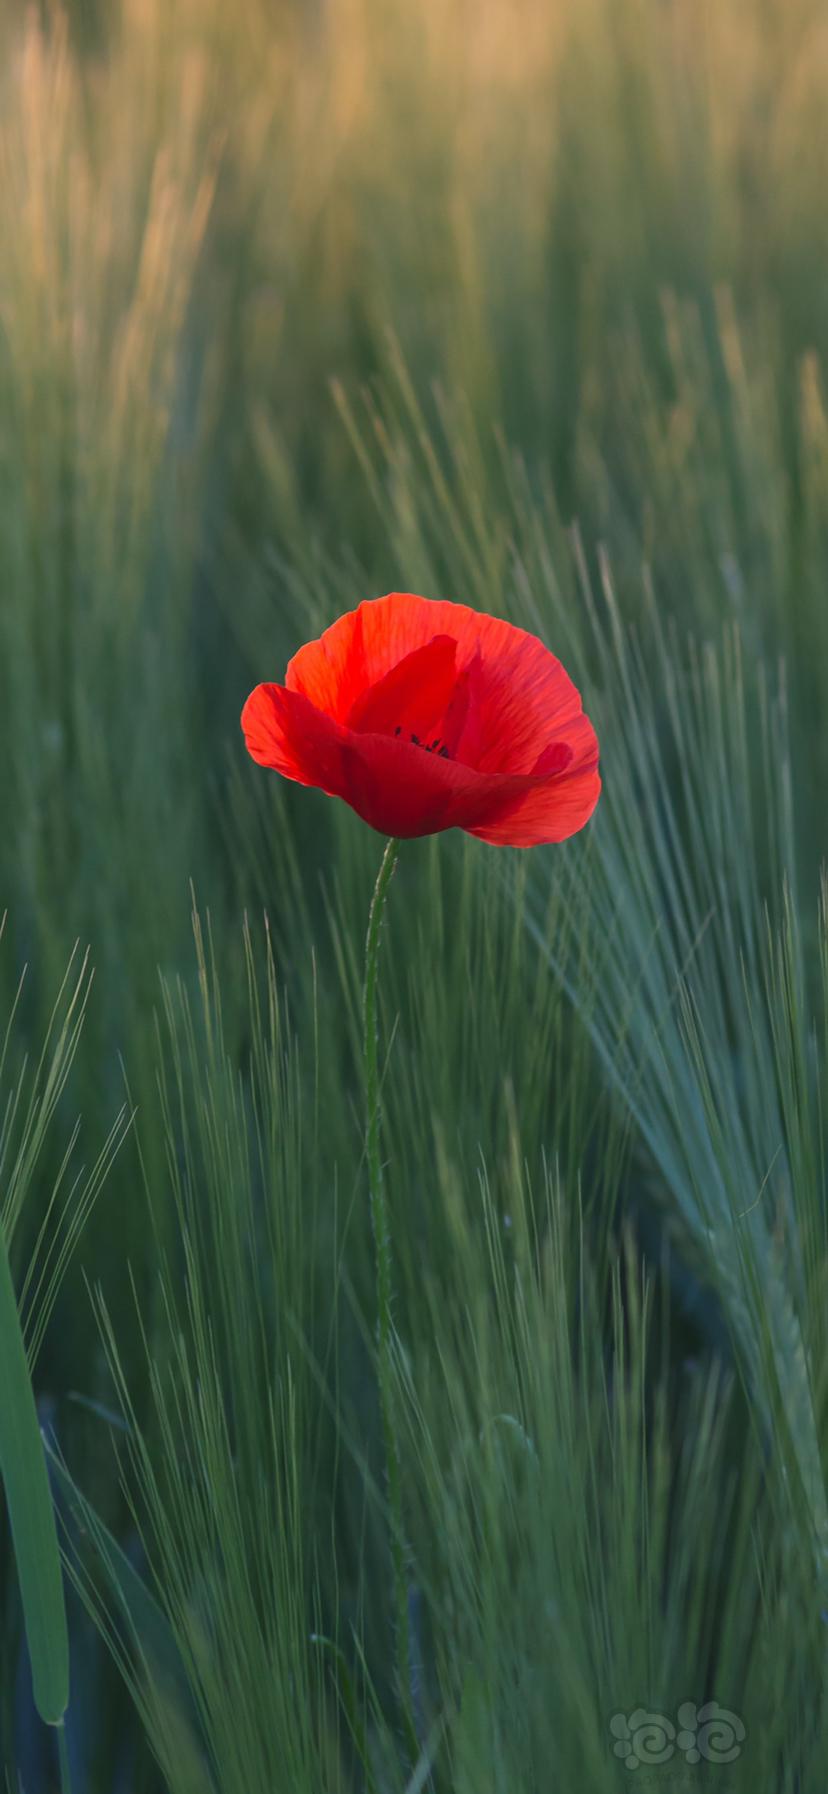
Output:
[[394, 726, 451, 758]]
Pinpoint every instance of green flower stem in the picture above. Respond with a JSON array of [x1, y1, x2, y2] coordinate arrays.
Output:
[[362, 836, 415, 1746]]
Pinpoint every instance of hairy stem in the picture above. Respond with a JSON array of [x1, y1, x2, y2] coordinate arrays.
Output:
[[362, 836, 416, 1748]]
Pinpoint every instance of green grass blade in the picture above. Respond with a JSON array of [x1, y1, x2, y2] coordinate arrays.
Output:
[[0, 1217, 69, 1724], [47, 1443, 200, 1741]]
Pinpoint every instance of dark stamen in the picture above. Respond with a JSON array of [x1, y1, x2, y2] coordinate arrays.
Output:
[[392, 724, 452, 759]]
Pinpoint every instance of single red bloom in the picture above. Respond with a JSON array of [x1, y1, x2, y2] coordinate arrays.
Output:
[[241, 592, 600, 846]]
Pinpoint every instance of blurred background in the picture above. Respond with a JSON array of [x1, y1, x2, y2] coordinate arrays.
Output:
[[2, 0, 828, 1788]]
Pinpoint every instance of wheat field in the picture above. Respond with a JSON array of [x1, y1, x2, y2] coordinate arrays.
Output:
[[2, 0, 828, 1788]]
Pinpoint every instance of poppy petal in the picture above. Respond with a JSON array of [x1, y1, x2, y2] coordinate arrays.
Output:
[[285, 594, 469, 720], [248, 593, 601, 846], [465, 708, 601, 845], [337, 732, 529, 838], [441, 648, 486, 761], [531, 740, 575, 776], [285, 604, 368, 722], [288, 593, 591, 775], [347, 635, 458, 737], [244, 679, 600, 845], [465, 766, 602, 846], [241, 683, 351, 799], [447, 616, 587, 775], [337, 725, 598, 843], [243, 681, 491, 835]]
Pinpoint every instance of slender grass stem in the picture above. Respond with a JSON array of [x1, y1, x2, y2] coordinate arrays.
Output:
[[362, 836, 416, 1749], [57, 1720, 73, 1794]]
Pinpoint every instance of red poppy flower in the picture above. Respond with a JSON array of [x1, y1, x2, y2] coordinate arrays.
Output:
[[241, 592, 600, 846]]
